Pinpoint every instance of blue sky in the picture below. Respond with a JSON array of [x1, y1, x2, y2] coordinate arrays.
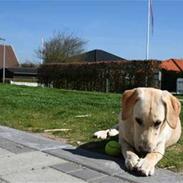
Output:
[[0, 0, 183, 63]]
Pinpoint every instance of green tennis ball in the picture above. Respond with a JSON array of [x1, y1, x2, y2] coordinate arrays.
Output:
[[105, 140, 121, 156]]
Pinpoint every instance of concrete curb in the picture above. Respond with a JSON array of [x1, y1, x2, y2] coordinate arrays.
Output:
[[45, 147, 183, 183], [0, 126, 182, 183]]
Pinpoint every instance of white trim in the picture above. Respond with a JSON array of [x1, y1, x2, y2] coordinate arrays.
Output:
[[11, 44, 20, 66]]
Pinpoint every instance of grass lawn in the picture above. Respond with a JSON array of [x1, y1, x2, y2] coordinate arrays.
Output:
[[0, 84, 183, 172]]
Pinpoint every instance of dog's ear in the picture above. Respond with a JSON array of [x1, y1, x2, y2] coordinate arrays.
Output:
[[162, 91, 181, 129], [122, 89, 139, 120]]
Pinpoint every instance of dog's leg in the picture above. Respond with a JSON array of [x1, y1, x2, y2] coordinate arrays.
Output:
[[120, 139, 140, 171], [135, 143, 165, 176], [94, 124, 119, 139], [108, 124, 119, 136]]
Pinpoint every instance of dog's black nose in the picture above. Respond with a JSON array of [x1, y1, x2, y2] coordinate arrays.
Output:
[[138, 145, 149, 156], [138, 145, 144, 152]]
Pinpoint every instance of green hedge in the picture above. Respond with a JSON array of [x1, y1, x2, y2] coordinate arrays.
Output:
[[38, 60, 161, 93]]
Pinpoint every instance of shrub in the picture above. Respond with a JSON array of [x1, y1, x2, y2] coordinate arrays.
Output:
[[38, 60, 161, 93]]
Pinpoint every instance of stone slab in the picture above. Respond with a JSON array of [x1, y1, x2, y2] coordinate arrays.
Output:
[[91, 175, 132, 183], [69, 167, 106, 182], [0, 137, 34, 154], [0, 177, 8, 183], [45, 147, 123, 175], [0, 126, 70, 151], [0, 148, 14, 158], [2, 167, 86, 183], [115, 168, 183, 183], [45, 147, 183, 183], [0, 151, 67, 176], [51, 162, 83, 173], [0, 126, 183, 183]]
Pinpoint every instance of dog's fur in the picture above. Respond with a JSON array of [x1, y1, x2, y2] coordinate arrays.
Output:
[[94, 87, 181, 176]]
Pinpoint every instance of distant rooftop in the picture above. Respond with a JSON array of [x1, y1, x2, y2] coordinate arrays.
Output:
[[0, 44, 19, 68], [161, 58, 183, 72], [8, 67, 38, 76], [73, 49, 126, 62]]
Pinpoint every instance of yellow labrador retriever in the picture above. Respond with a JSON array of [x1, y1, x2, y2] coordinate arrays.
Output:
[[94, 87, 181, 176]]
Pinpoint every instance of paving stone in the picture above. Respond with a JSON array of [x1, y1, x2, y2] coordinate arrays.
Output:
[[1, 126, 183, 183], [0, 151, 67, 176], [114, 168, 183, 183], [51, 162, 83, 173], [0, 137, 34, 154], [45, 147, 123, 175], [91, 175, 133, 183], [0, 177, 9, 183], [0, 126, 70, 151], [45, 147, 183, 183], [0, 148, 14, 158], [2, 167, 86, 183], [69, 167, 106, 182]]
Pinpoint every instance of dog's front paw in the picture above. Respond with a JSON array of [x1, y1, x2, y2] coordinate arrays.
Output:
[[135, 158, 155, 176], [93, 130, 109, 139], [108, 129, 119, 136], [125, 153, 140, 171]]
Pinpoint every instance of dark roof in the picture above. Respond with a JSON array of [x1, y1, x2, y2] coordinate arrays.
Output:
[[73, 49, 126, 62], [0, 45, 19, 68], [0, 67, 38, 79], [8, 67, 38, 76]]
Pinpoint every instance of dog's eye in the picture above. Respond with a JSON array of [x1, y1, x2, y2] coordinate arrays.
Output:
[[135, 118, 143, 126], [154, 120, 161, 129]]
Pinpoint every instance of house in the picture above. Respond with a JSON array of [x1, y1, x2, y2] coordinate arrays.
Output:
[[0, 44, 19, 82], [8, 67, 38, 82], [71, 49, 126, 62], [160, 58, 183, 92], [0, 67, 38, 82], [0, 44, 19, 68], [0, 44, 38, 82]]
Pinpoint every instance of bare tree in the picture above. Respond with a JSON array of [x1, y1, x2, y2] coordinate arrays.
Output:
[[37, 32, 86, 63]]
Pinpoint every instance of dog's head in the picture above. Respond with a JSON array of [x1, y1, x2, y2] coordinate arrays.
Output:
[[122, 87, 181, 154]]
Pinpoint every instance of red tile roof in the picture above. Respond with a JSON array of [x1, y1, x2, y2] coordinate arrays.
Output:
[[0, 45, 19, 68], [160, 59, 183, 72]]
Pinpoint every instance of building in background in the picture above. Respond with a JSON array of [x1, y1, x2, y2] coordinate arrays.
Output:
[[160, 58, 183, 92], [0, 44, 37, 83], [0, 44, 19, 68], [71, 49, 126, 62]]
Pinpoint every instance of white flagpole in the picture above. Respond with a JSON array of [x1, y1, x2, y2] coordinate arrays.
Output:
[[146, 0, 151, 60]]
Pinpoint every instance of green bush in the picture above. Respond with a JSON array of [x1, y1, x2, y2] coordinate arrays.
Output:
[[38, 60, 160, 93]]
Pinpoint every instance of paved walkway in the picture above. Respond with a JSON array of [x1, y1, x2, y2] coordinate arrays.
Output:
[[0, 126, 182, 183]]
